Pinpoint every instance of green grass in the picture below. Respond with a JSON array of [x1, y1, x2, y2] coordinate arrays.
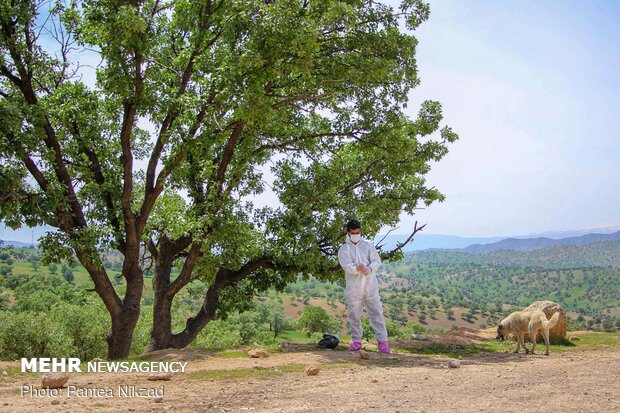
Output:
[[392, 332, 619, 358], [215, 350, 248, 358], [554, 332, 619, 351], [1, 365, 38, 377], [277, 330, 309, 343]]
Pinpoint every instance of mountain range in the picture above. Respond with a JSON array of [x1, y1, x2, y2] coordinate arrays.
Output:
[[375, 226, 620, 253], [460, 230, 620, 253]]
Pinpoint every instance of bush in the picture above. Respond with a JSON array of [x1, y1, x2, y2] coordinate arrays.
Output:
[[254, 330, 277, 346], [297, 306, 340, 337], [362, 318, 373, 341], [49, 300, 110, 360], [0, 311, 71, 360], [12, 276, 86, 312], [386, 321, 403, 338], [190, 319, 242, 351], [306, 332, 324, 344], [226, 311, 262, 344], [13, 290, 64, 312], [427, 327, 447, 334], [403, 321, 427, 335], [3, 273, 31, 290]]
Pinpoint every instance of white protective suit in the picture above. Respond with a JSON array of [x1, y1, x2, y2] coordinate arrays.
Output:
[[338, 236, 388, 342]]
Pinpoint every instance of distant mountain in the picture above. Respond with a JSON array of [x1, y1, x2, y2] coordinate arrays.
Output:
[[519, 225, 620, 239], [374, 234, 504, 252], [374, 226, 620, 252], [0, 240, 35, 248], [461, 231, 620, 253]]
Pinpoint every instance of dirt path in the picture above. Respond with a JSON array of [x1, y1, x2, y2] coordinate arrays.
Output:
[[1, 344, 618, 413]]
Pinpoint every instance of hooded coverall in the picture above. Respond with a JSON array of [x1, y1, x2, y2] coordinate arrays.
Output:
[[338, 237, 388, 342]]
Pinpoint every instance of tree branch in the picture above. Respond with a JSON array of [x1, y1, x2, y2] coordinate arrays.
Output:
[[379, 221, 426, 260]]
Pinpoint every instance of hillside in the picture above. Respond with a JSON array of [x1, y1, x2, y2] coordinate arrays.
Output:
[[461, 231, 620, 253], [418, 240, 620, 268]]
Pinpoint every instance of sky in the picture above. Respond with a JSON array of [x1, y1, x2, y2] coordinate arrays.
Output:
[[388, 0, 620, 236], [2, 0, 620, 243]]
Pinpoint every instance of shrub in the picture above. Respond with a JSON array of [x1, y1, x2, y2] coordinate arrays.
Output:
[[49, 300, 109, 360], [3, 273, 31, 290], [297, 306, 340, 337], [403, 321, 427, 335], [0, 311, 71, 360], [12, 276, 86, 312], [385, 321, 403, 338], [190, 320, 242, 351]]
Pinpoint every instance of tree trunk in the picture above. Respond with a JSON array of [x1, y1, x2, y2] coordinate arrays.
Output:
[[169, 286, 220, 348], [107, 305, 141, 359], [148, 235, 194, 351], [76, 248, 143, 360], [148, 254, 174, 350]]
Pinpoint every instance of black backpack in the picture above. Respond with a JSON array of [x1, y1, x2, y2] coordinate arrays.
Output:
[[316, 334, 340, 349]]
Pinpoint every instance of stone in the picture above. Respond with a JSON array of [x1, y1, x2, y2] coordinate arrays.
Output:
[[570, 335, 580, 341], [522, 301, 567, 340], [147, 373, 173, 381], [305, 365, 320, 376], [371, 378, 378, 383], [448, 360, 461, 368], [411, 334, 428, 341], [154, 396, 164, 403], [41, 373, 70, 389], [51, 400, 61, 405], [248, 348, 269, 358], [359, 350, 370, 360]]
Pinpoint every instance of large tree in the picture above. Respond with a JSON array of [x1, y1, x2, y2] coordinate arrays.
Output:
[[0, 0, 457, 358]]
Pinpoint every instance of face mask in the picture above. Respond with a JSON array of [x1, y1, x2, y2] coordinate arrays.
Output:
[[349, 233, 361, 243]]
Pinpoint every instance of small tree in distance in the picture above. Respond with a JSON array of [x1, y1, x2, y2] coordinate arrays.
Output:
[[297, 306, 339, 337]]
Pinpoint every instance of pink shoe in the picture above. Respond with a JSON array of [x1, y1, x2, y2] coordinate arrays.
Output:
[[378, 340, 390, 353], [348, 341, 362, 351]]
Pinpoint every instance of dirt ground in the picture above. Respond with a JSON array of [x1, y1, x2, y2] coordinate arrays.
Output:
[[1, 333, 618, 413]]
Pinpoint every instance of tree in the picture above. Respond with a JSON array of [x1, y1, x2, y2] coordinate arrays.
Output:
[[297, 305, 338, 337], [48, 263, 58, 275], [1, 0, 456, 358], [255, 300, 288, 338], [62, 266, 75, 283]]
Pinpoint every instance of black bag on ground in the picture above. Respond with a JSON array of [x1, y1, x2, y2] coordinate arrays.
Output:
[[316, 334, 339, 349]]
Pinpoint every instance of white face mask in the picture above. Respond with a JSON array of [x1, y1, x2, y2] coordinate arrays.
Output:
[[349, 233, 361, 243]]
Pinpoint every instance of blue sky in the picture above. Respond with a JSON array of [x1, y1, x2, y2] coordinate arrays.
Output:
[[2, 0, 620, 243], [391, 0, 620, 236]]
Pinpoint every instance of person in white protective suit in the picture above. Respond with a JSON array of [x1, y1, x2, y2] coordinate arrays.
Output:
[[338, 219, 390, 353]]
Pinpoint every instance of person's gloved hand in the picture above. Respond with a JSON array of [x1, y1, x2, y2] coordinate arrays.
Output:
[[356, 263, 369, 276]]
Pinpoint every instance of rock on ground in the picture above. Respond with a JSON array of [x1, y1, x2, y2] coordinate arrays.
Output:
[[41, 373, 70, 389], [305, 365, 320, 376], [523, 300, 567, 340], [147, 373, 173, 381], [248, 349, 270, 358]]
